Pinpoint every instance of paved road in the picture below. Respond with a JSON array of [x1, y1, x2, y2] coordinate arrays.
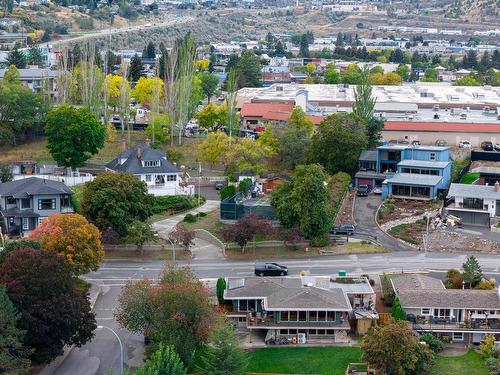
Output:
[[353, 194, 415, 251]]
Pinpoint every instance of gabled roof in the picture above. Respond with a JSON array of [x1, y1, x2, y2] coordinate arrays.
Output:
[[0, 177, 73, 198], [391, 274, 445, 292], [397, 289, 500, 309], [106, 143, 179, 175], [447, 183, 500, 200]]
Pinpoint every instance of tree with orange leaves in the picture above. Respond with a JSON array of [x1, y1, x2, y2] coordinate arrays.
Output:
[[30, 213, 104, 276]]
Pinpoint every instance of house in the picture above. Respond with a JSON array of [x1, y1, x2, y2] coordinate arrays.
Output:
[[445, 182, 500, 226], [239, 102, 323, 128], [0, 68, 58, 98], [105, 142, 193, 196], [255, 176, 288, 194], [472, 167, 500, 186], [224, 275, 377, 343], [355, 144, 452, 200], [0, 177, 74, 237], [391, 274, 500, 344], [262, 66, 291, 84]]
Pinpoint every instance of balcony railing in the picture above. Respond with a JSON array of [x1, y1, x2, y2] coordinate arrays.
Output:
[[413, 317, 500, 332], [246, 313, 350, 329]]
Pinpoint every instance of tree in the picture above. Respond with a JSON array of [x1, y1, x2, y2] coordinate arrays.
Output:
[[361, 320, 433, 375], [145, 42, 156, 59], [276, 125, 311, 170], [128, 54, 143, 82], [199, 72, 219, 102], [271, 164, 333, 243], [225, 138, 272, 175], [419, 333, 443, 353], [220, 185, 236, 201], [486, 351, 500, 375], [366, 117, 384, 147], [324, 63, 340, 84], [445, 268, 464, 289], [0, 239, 40, 265], [124, 220, 156, 255], [282, 226, 305, 248], [225, 54, 239, 73], [196, 58, 210, 72], [396, 64, 410, 81], [274, 40, 286, 57], [6, 47, 26, 69], [0, 248, 96, 365], [135, 344, 186, 375], [27, 45, 44, 66], [352, 66, 376, 122], [132, 77, 163, 107], [341, 64, 362, 84], [145, 114, 170, 147], [480, 334, 496, 359], [168, 227, 195, 251], [256, 128, 278, 153], [105, 74, 129, 110], [455, 75, 481, 86], [0, 164, 13, 183], [462, 255, 483, 288], [391, 297, 407, 321], [309, 114, 368, 176], [45, 105, 105, 169], [0, 285, 31, 374], [82, 172, 155, 236], [299, 34, 310, 58], [235, 50, 261, 88], [216, 278, 226, 305], [421, 68, 438, 82], [195, 102, 226, 130], [197, 321, 248, 375], [116, 264, 214, 366], [220, 213, 273, 253], [197, 131, 230, 166], [29, 213, 104, 276]]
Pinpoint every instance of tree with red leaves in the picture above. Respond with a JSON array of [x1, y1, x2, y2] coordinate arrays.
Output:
[[0, 248, 96, 365], [169, 227, 196, 251], [115, 264, 214, 367], [220, 213, 274, 253]]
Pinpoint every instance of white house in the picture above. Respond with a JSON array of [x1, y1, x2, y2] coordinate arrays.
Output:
[[106, 142, 194, 196]]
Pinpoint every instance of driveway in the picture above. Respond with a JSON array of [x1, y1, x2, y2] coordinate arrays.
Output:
[[353, 194, 415, 252]]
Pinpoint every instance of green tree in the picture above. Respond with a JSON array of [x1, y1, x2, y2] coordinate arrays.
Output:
[[419, 333, 443, 353], [352, 66, 376, 122], [276, 125, 311, 170], [462, 255, 483, 288], [199, 72, 219, 102], [366, 117, 384, 148], [145, 42, 156, 59], [124, 220, 156, 255], [128, 54, 143, 82], [341, 64, 362, 84], [455, 75, 481, 86], [197, 131, 230, 166], [479, 334, 496, 359], [0, 285, 31, 374], [0, 248, 96, 365], [396, 64, 410, 81], [6, 47, 26, 69], [82, 172, 155, 236], [235, 50, 261, 88], [288, 106, 313, 135], [421, 68, 438, 82], [0, 239, 40, 265], [27, 45, 44, 66], [45, 105, 105, 169], [391, 296, 407, 321], [308, 114, 368, 176], [216, 278, 226, 305], [324, 63, 340, 84], [299, 34, 310, 58], [361, 320, 433, 375], [197, 321, 248, 375], [0, 164, 13, 183], [135, 344, 186, 375], [220, 185, 236, 201], [145, 114, 170, 147]]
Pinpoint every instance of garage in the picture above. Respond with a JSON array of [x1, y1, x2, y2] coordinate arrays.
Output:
[[445, 209, 491, 227], [357, 178, 373, 188]]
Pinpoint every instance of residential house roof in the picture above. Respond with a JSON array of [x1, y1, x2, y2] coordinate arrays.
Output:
[[359, 150, 377, 162], [0, 68, 58, 79], [383, 173, 443, 186], [447, 183, 500, 200], [398, 160, 451, 169], [106, 143, 179, 175], [384, 121, 500, 134], [391, 274, 445, 291], [472, 167, 500, 175], [397, 289, 500, 309], [0, 177, 73, 199]]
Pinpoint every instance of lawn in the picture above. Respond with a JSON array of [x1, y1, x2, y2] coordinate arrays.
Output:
[[460, 172, 480, 184], [246, 347, 362, 375], [432, 350, 488, 375]]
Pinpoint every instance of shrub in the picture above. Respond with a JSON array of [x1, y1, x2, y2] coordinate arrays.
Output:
[[475, 278, 496, 290], [220, 185, 236, 201], [309, 235, 330, 247], [197, 212, 207, 218], [380, 273, 395, 307], [420, 333, 443, 353], [183, 213, 197, 223], [216, 277, 226, 305], [445, 268, 464, 289], [153, 195, 204, 215]]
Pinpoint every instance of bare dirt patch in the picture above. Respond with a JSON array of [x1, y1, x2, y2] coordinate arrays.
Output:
[[429, 230, 500, 254], [377, 198, 442, 225], [334, 191, 356, 225]]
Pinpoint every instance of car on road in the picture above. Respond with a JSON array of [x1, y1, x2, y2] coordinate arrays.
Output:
[[330, 225, 355, 236], [458, 140, 472, 149], [495, 143, 500, 152], [435, 139, 447, 147], [481, 141, 493, 151], [214, 181, 225, 190], [357, 184, 370, 196], [255, 263, 288, 276]]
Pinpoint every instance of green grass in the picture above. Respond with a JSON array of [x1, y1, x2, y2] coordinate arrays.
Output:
[[246, 347, 362, 375], [389, 223, 410, 235], [460, 172, 480, 184], [432, 350, 488, 375]]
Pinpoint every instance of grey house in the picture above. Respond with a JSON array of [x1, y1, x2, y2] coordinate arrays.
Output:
[[0, 177, 74, 237]]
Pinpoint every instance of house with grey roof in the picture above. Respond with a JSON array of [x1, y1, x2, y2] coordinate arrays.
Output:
[[0, 177, 73, 237], [106, 142, 192, 196], [0, 68, 58, 98], [224, 275, 377, 343], [391, 274, 500, 344], [445, 182, 500, 226]]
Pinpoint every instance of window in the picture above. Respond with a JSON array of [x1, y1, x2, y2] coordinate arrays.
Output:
[[38, 199, 56, 210], [463, 198, 484, 210], [289, 311, 298, 321], [327, 311, 336, 321], [21, 199, 30, 208], [309, 311, 317, 321], [6, 197, 16, 205], [143, 160, 160, 167], [60, 195, 70, 208], [309, 329, 317, 335], [280, 311, 289, 321], [434, 309, 451, 318], [145, 175, 152, 182], [317, 329, 326, 335], [167, 175, 177, 182], [238, 300, 247, 311], [452, 332, 464, 341], [429, 152, 436, 161], [421, 308, 431, 315], [299, 311, 307, 321], [318, 311, 326, 322], [392, 184, 411, 197]]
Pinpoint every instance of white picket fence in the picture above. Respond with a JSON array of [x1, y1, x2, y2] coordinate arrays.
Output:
[[13, 174, 94, 186]]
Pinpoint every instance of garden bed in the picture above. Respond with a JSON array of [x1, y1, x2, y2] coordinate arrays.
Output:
[[334, 190, 356, 225], [388, 220, 427, 246]]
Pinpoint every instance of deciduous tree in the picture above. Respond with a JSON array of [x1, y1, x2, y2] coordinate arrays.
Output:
[[353, 66, 376, 121], [0, 248, 96, 365], [199, 72, 219, 102], [124, 220, 156, 255], [45, 105, 105, 169], [197, 131, 230, 166], [145, 114, 170, 146], [82, 172, 155, 236], [0, 239, 40, 265], [220, 213, 273, 253], [168, 227, 195, 251], [132, 77, 164, 106], [235, 50, 261, 88], [105, 74, 129, 110]]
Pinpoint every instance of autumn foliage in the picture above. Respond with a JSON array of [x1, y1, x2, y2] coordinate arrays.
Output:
[[30, 213, 104, 275]]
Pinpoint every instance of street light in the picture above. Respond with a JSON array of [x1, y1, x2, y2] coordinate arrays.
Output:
[[97, 325, 124, 375]]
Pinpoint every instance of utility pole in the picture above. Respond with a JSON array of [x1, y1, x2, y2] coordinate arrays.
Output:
[[198, 162, 201, 206]]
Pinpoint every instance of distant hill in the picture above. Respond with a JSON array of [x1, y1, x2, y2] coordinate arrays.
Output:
[[444, 0, 499, 22]]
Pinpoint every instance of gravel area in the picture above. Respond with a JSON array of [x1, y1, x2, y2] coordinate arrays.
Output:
[[429, 230, 500, 254]]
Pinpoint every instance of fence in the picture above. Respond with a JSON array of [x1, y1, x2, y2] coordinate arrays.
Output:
[[187, 175, 227, 186], [471, 151, 500, 162], [103, 244, 183, 252], [220, 192, 277, 220], [13, 174, 94, 186]]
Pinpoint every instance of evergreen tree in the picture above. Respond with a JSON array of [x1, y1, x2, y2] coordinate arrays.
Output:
[[198, 322, 248, 375], [235, 50, 261, 88], [209, 53, 217, 73], [479, 51, 491, 72], [493, 50, 500, 70], [336, 32, 344, 47], [6, 47, 27, 69], [27, 45, 44, 66], [146, 41, 156, 59], [128, 54, 143, 82], [462, 255, 483, 288], [216, 278, 226, 305], [225, 54, 239, 72], [390, 48, 404, 63], [135, 344, 186, 375], [432, 54, 441, 66], [274, 40, 285, 57], [299, 34, 310, 58], [391, 296, 407, 321]]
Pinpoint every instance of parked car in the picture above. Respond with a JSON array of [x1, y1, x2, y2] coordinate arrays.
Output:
[[458, 140, 471, 149], [330, 225, 355, 236], [399, 140, 409, 145], [495, 143, 500, 152], [255, 263, 288, 276], [411, 140, 421, 146], [388, 139, 398, 145], [372, 187, 382, 195], [254, 126, 265, 132], [481, 141, 493, 151], [357, 184, 370, 196], [214, 181, 225, 190], [435, 139, 447, 147]]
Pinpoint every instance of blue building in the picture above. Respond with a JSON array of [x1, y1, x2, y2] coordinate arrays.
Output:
[[354, 145, 452, 200]]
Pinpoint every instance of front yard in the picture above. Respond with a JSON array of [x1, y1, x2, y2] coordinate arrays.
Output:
[[432, 350, 488, 375], [388, 220, 427, 246]]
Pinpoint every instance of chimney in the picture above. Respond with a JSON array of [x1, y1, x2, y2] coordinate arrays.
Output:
[[121, 138, 127, 152], [494, 181, 499, 192], [136, 146, 142, 159], [145, 138, 151, 147]]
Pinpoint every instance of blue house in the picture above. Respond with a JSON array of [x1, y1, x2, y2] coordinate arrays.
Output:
[[355, 145, 452, 200]]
